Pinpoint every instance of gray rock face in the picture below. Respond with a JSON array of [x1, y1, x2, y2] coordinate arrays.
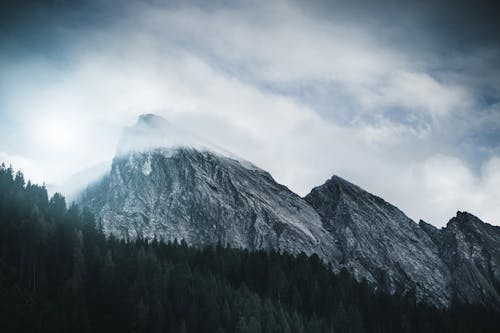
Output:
[[305, 176, 452, 307], [421, 212, 500, 306], [78, 114, 500, 308], [79, 146, 340, 263]]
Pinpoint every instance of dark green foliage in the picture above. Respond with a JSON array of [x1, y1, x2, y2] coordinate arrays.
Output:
[[0, 163, 499, 332]]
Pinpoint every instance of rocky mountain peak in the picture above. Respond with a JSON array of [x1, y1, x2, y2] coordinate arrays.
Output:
[[314, 175, 363, 196], [434, 211, 500, 307], [117, 114, 208, 156], [449, 211, 484, 227], [306, 175, 452, 306], [137, 113, 168, 125], [77, 114, 500, 309], [79, 141, 339, 264], [307, 175, 405, 225]]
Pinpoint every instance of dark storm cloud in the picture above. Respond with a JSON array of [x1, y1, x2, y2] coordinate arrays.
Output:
[[300, 0, 500, 48], [289, 0, 500, 163]]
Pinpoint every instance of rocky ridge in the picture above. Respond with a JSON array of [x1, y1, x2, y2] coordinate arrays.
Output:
[[78, 114, 500, 308]]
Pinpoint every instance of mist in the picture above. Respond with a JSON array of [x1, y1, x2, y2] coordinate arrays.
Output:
[[1, 0, 499, 226]]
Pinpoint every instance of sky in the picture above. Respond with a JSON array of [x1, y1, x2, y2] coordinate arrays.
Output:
[[1, 0, 500, 227]]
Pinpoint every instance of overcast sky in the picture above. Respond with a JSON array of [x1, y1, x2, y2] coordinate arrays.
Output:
[[1, 0, 499, 226]]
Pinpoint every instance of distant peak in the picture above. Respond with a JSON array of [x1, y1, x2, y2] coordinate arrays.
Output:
[[135, 113, 173, 130], [447, 211, 484, 228], [307, 174, 402, 214], [139, 113, 160, 120], [306, 174, 366, 203], [329, 175, 349, 183], [116, 114, 258, 170], [455, 211, 477, 220], [456, 211, 472, 218], [117, 114, 199, 155], [137, 113, 169, 125], [324, 175, 363, 191]]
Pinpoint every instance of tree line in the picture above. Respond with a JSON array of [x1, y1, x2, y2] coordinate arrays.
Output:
[[0, 163, 499, 332]]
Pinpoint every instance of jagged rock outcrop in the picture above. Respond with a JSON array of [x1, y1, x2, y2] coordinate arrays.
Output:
[[78, 114, 500, 308], [420, 212, 500, 306], [305, 175, 452, 307], [79, 115, 340, 263]]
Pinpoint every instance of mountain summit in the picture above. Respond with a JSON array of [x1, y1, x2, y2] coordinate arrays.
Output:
[[421, 212, 500, 305], [305, 175, 451, 305], [78, 114, 500, 308], [117, 114, 208, 155], [80, 115, 339, 262]]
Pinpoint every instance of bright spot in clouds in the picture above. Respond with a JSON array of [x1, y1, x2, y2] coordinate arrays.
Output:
[[0, 0, 499, 227], [37, 118, 80, 152]]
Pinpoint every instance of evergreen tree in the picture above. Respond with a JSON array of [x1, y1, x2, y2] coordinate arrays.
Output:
[[0, 164, 499, 333]]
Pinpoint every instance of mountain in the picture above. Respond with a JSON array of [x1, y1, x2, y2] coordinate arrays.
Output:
[[420, 212, 500, 306], [4, 164, 500, 332], [79, 114, 340, 263], [78, 114, 500, 308], [304, 175, 451, 306]]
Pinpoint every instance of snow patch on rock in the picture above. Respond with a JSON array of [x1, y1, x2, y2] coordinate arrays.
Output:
[[142, 154, 152, 176]]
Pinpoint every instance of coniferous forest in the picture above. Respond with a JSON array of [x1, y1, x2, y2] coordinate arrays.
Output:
[[1, 163, 499, 333]]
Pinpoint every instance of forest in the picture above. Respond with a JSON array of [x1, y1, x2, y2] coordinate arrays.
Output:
[[0, 163, 499, 333]]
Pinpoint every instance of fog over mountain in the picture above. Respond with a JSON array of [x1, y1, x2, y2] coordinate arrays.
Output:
[[78, 114, 500, 308], [1, 0, 499, 226]]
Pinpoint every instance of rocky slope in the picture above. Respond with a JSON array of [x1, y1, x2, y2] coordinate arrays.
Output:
[[78, 114, 500, 308], [304, 175, 452, 306], [420, 212, 500, 306], [79, 115, 340, 263]]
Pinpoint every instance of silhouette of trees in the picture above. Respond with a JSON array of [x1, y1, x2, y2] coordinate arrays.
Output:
[[0, 163, 499, 332]]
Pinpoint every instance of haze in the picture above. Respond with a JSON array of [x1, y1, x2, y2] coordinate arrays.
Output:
[[1, 0, 499, 227]]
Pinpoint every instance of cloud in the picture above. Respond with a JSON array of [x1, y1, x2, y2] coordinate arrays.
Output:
[[419, 155, 500, 226], [374, 72, 470, 118], [138, 1, 470, 121], [0, 0, 499, 227], [0, 152, 44, 184]]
